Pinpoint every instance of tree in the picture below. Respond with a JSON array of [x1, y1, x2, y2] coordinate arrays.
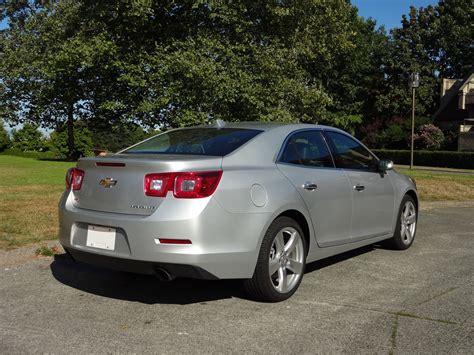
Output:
[[11, 123, 45, 151], [0, 119, 11, 151], [373, 0, 473, 121], [0, 0, 119, 159], [0, 0, 373, 153], [434, 0, 473, 78], [88, 121, 148, 152], [48, 121, 93, 158]]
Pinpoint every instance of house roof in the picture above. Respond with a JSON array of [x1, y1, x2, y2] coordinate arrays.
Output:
[[433, 68, 474, 121]]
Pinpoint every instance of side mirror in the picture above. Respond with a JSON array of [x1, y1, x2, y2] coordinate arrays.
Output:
[[379, 159, 394, 173]]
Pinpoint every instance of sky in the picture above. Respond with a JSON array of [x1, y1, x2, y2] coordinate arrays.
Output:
[[352, 0, 438, 30]]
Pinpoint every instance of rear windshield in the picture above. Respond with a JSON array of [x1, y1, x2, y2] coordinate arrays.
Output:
[[122, 128, 263, 156]]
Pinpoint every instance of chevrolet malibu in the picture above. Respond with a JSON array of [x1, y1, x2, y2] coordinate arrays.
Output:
[[59, 122, 418, 302]]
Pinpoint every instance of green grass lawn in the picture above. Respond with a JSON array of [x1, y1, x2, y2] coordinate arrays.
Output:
[[0, 155, 75, 249], [396, 167, 474, 201], [0, 155, 473, 249]]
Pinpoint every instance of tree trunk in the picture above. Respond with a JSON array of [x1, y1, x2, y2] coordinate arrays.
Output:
[[67, 104, 75, 160]]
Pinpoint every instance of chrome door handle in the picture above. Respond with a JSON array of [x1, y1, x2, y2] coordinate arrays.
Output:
[[303, 182, 318, 191], [354, 184, 365, 191]]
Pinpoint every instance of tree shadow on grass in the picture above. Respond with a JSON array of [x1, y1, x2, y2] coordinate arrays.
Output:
[[51, 245, 376, 305]]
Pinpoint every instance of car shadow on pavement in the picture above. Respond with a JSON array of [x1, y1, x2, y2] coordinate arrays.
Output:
[[50, 253, 247, 305], [304, 245, 375, 274], [50, 245, 376, 305]]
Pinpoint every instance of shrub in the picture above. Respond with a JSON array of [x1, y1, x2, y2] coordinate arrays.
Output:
[[373, 149, 474, 169], [0, 148, 58, 160], [361, 116, 432, 150], [414, 124, 444, 151]]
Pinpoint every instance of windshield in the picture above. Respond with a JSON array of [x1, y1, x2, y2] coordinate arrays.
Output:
[[122, 128, 263, 156]]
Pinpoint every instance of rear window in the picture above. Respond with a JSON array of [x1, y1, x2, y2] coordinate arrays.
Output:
[[123, 128, 263, 156]]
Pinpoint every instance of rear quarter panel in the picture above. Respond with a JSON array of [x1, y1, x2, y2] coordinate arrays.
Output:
[[214, 127, 317, 256]]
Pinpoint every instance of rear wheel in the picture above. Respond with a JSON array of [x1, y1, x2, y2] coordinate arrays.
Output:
[[244, 216, 307, 302], [384, 194, 417, 250]]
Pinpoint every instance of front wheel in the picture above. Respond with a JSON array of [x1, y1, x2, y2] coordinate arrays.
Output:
[[384, 194, 418, 250], [244, 216, 307, 302]]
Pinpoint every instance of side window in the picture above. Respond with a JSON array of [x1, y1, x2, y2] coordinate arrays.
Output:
[[325, 131, 377, 170], [279, 131, 334, 168]]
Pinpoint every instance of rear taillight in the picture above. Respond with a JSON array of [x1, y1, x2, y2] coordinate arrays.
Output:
[[174, 171, 222, 198], [144, 171, 222, 199], [66, 168, 85, 190], [144, 173, 174, 197]]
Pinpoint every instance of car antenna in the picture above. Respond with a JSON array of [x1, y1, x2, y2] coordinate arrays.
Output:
[[215, 119, 226, 129]]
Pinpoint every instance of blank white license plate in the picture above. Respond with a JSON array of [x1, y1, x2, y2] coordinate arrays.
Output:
[[86, 225, 116, 250]]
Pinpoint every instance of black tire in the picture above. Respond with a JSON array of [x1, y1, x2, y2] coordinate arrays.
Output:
[[244, 216, 307, 302], [384, 194, 418, 250]]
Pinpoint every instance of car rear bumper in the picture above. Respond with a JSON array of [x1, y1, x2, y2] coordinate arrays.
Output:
[[64, 247, 218, 280], [58, 190, 270, 279]]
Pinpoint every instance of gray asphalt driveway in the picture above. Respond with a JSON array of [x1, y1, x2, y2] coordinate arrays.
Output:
[[1, 207, 473, 354]]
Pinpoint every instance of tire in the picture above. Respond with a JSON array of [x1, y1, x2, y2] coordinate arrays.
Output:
[[384, 194, 418, 250], [244, 216, 307, 302]]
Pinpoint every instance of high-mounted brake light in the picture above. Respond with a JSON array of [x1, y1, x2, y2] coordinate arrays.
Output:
[[144, 171, 222, 199], [96, 162, 126, 167], [66, 168, 85, 190]]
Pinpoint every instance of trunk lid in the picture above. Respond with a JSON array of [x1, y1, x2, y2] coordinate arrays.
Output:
[[72, 154, 222, 216]]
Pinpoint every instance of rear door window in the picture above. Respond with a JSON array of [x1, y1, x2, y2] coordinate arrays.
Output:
[[279, 130, 334, 168], [123, 128, 262, 156]]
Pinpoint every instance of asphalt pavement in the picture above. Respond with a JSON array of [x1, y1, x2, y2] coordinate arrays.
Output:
[[1, 207, 473, 354]]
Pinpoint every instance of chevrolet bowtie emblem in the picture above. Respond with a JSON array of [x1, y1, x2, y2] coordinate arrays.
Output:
[[99, 178, 118, 188]]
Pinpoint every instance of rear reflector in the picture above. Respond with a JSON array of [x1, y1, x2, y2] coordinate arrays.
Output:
[[144, 171, 222, 199], [96, 162, 126, 167], [158, 239, 192, 245], [66, 168, 85, 190]]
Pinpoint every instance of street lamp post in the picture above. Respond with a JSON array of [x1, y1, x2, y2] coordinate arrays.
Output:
[[410, 73, 420, 169]]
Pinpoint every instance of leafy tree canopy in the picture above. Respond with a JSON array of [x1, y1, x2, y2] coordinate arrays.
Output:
[[0, 0, 472, 155]]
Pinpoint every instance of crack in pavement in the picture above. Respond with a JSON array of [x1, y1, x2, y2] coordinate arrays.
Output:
[[298, 299, 463, 355], [389, 314, 399, 355], [297, 299, 460, 326]]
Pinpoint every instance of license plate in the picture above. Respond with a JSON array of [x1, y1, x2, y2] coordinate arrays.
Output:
[[86, 225, 116, 250]]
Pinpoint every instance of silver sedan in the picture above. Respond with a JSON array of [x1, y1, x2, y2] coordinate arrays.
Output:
[[59, 122, 418, 302]]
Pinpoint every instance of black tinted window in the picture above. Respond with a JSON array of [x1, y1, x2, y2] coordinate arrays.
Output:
[[326, 131, 377, 170], [123, 128, 262, 156], [279, 131, 334, 168]]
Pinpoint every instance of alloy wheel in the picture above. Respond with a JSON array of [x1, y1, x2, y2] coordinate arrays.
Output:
[[268, 227, 305, 293], [400, 200, 417, 245]]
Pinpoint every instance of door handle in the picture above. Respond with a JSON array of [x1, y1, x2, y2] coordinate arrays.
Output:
[[303, 182, 318, 191], [354, 184, 365, 191]]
